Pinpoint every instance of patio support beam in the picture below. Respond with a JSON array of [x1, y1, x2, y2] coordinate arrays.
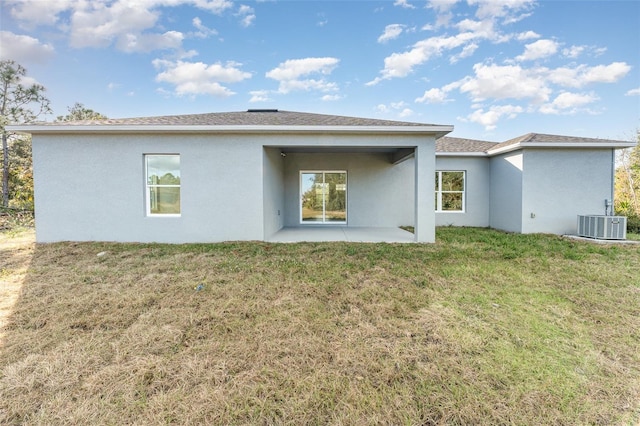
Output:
[[391, 148, 415, 164], [414, 140, 436, 243]]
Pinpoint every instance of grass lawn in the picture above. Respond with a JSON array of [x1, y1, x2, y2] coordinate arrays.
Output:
[[1, 227, 639, 425]]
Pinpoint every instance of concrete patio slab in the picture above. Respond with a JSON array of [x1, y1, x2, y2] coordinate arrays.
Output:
[[267, 227, 415, 243], [562, 235, 640, 245]]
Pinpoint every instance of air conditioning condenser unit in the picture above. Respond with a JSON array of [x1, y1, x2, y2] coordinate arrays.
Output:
[[577, 215, 627, 240]]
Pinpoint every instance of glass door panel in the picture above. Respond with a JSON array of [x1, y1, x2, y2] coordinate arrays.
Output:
[[300, 171, 347, 223], [324, 172, 346, 222], [301, 173, 325, 222]]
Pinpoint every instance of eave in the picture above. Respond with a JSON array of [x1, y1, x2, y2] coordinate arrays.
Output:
[[487, 141, 637, 156], [6, 124, 454, 138], [436, 151, 488, 157]]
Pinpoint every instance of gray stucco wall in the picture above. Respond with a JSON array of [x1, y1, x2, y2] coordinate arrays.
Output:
[[262, 147, 285, 240], [435, 156, 490, 227], [282, 152, 415, 228], [33, 134, 266, 243], [521, 148, 614, 235], [489, 152, 524, 233], [32, 132, 435, 243]]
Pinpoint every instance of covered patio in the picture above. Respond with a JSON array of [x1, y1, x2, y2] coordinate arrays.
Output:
[[267, 226, 415, 243]]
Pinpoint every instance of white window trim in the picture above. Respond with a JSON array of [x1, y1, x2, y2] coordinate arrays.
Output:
[[145, 154, 181, 217], [435, 170, 466, 213], [299, 170, 348, 225]]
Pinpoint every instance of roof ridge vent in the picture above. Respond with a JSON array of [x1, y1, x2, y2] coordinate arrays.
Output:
[[247, 109, 279, 113]]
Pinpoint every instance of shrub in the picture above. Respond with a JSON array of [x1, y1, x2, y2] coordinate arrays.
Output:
[[0, 207, 34, 231], [626, 213, 640, 234]]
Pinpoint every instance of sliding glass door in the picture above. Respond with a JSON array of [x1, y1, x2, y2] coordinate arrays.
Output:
[[300, 171, 347, 223]]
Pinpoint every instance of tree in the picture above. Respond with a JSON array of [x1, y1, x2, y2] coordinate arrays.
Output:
[[615, 131, 640, 233], [615, 133, 640, 213], [56, 102, 107, 122], [1, 60, 51, 208]]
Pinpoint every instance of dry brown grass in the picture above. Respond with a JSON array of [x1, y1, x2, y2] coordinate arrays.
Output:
[[1, 228, 639, 425]]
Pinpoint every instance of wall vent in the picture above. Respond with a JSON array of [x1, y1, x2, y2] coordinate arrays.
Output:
[[577, 215, 627, 240]]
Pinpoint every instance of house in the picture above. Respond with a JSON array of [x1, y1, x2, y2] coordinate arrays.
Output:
[[8, 110, 635, 243]]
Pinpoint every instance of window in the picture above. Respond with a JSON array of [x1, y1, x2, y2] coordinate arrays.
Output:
[[146, 154, 180, 216], [435, 171, 465, 212], [300, 171, 347, 223]]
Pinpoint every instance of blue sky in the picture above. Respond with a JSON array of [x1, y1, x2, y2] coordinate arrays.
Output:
[[1, 0, 638, 141]]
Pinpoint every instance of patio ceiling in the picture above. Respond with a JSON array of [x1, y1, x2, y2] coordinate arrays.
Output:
[[278, 146, 416, 164]]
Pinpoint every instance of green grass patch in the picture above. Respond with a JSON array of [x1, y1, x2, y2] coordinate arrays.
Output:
[[1, 227, 639, 424]]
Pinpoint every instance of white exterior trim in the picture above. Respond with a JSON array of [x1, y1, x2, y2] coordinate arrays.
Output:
[[299, 170, 348, 225], [435, 170, 466, 213], [488, 141, 636, 156], [145, 154, 181, 217], [436, 152, 488, 157], [7, 124, 454, 137]]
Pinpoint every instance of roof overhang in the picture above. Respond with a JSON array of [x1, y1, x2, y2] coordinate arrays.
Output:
[[6, 124, 454, 138], [488, 141, 637, 156], [436, 151, 488, 157]]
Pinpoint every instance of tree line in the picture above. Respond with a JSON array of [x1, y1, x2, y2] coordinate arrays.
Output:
[[1, 59, 107, 210]]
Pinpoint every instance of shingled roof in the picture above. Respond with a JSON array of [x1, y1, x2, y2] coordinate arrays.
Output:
[[436, 136, 497, 153], [23, 110, 443, 127], [486, 132, 634, 153], [9, 110, 634, 153], [436, 133, 634, 155]]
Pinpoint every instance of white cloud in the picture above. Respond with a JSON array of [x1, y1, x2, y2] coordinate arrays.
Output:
[[455, 18, 495, 38], [459, 63, 551, 103], [7, 0, 235, 53], [0, 31, 55, 63], [516, 30, 540, 41], [267, 57, 339, 80], [450, 42, 478, 63], [563, 45, 608, 59], [581, 62, 631, 84], [467, 104, 523, 130], [439, 59, 630, 129], [117, 31, 184, 53], [394, 0, 415, 9], [546, 62, 631, 88], [249, 90, 271, 103], [237, 4, 255, 27], [368, 0, 536, 85], [626, 88, 640, 96], [426, 0, 459, 27], [153, 59, 252, 97], [378, 24, 405, 43], [376, 101, 413, 118], [367, 32, 477, 84], [516, 39, 559, 61], [398, 108, 414, 118], [6, 0, 75, 26], [192, 17, 218, 38], [539, 91, 599, 114], [190, 0, 234, 14], [427, 0, 459, 13], [551, 92, 598, 109], [266, 57, 340, 94], [469, 0, 536, 21], [321, 94, 342, 101], [562, 45, 585, 59], [68, 1, 160, 49], [415, 88, 450, 104], [277, 79, 338, 94]]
